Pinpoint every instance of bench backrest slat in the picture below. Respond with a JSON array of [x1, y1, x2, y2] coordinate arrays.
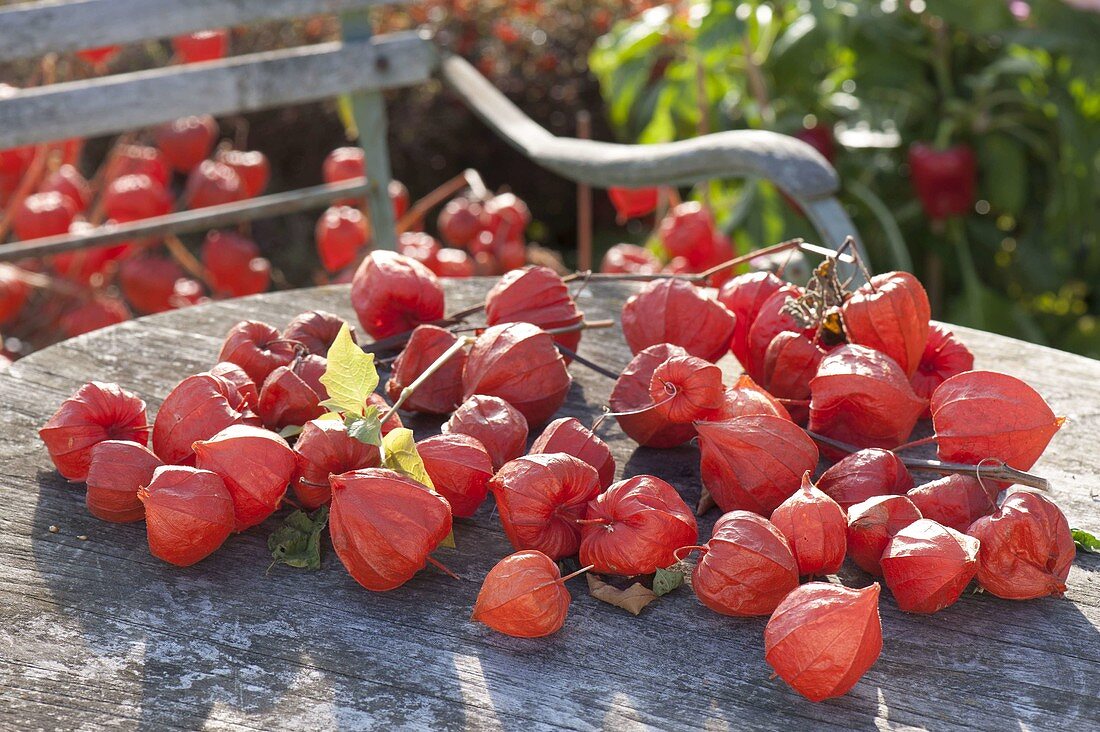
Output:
[[0, 31, 436, 149], [0, 0, 394, 63]]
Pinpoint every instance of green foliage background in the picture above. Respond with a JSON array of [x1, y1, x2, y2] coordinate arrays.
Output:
[[590, 0, 1100, 357]]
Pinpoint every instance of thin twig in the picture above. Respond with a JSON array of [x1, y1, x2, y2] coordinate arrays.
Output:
[[554, 344, 619, 379], [380, 335, 475, 424], [805, 430, 1050, 491]]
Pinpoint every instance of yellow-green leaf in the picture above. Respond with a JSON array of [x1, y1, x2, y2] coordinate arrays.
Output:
[[381, 428, 455, 549], [319, 324, 378, 416], [336, 94, 359, 140], [381, 428, 434, 489]]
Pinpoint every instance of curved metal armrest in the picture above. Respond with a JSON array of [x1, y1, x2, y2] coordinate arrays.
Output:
[[439, 51, 866, 271]]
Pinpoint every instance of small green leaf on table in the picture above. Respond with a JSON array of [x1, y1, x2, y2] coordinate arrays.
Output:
[[269, 506, 329, 570], [319, 324, 378, 416], [1072, 528, 1100, 554], [652, 566, 685, 596]]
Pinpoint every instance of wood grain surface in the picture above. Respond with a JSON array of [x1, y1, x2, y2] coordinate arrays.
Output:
[[1, 279, 1097, 731]]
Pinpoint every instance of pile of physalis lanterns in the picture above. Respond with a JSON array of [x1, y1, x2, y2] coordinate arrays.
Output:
[[39, 243, 1079, 704]]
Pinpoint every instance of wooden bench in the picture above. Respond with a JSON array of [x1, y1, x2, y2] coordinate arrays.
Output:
[[0, 0, 864, 273]]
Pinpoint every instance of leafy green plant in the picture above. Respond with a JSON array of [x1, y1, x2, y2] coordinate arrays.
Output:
[[590, 0, 1100, 356]]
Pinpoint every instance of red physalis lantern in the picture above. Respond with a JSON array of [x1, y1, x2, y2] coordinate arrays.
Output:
[[809, 345, 927, 455], [39, 381, 150, 481], [329, 468, 453, 591], [930, 371, 1063, 475], [462, 322, 571, 425], [968, 490, 1073, 600], [489, 453, 602, 560], [770, 472, 847, 577], [685, 510, 799, 616], [292, 418, 379, 510], [350, 251, 445, 339], [609, 343, 697, 448], [485, 266, 584, 353], [529, 417, 615, 489], [842, 271, 931, 376], [845, 494, 922, 576], [86, 440, 163, 522], [472, 550, 575, 638], [880, 518, 978, 613], [765, 582, 883, 702], [816, 448, 913, 510], [621, 279, 735, 362], [139, 465, 235, 566], [417, 433, 494, 518], [695, 415, 819, 515], [909, 324, 973, 403], [579, 475, 697, 576], [444, 395, 528, 471], [386, 325, 468, 415]]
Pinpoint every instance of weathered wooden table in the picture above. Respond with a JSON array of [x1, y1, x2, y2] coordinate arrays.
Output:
[[2, 280, 1098, 731]]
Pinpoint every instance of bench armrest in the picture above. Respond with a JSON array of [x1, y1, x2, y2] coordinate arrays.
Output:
[[440, 52, 837, 200]]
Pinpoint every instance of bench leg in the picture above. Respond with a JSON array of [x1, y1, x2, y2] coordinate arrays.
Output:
[[342, 9, 398, 251]]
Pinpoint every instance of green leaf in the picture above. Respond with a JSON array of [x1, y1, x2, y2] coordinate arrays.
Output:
[[319, 324, 378, 416], [652, 566, 685, 596], [1072, 528, 1100, 554], [344, 406, 382, 447], [278, 424, 304, 439], [268, 506, 329, 570]]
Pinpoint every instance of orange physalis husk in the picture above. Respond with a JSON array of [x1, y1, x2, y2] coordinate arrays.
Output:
[[444, 394, 528, 471], [489, 453, 602, 560], [621, 278, 735, 362], [528, 417, 616, 489], [350, 250, 445, 339], [968, 490, 1073, 600], [209, 361, 258, 410], [906, 475, 998, 533], [282, 309, 356, 356], [579, 475, 697, 576], [216, 320, 300, 385], [139, 465, 235, 567], [462, 322, 572, 426], [385, 324, 467, 414], [765, 582, 883, 702], [485, 265, 584, 355], [695, 415, 819, 515], [328, 468, 453, 591], [256, 354, 329, 429], [880, 518, 978, 613], [192, 424, 297, 532], [761, 331, 826, 423], [86, 439, 163, 523], [292, 418, 379, 510], [683, 510, 799, 616], [930, 370, 1064, 477], [472, 550, 585, 638], [39, 381, 150, 481], [717, 270, 785, 370], [152, 372, 260, 465], [909, 324, 973, 405], [842, 271, 931, 376], [744, 285, 809, 382], [648, 354, 724, 424], [808, 344, 927, 457], [770, 472, 847, 577], [609, 343, 697, 448], [846, 495, 922, 576], [418, 432, 494, 518], [816, 448, 914, 510], [699, 374, 791, 423]]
